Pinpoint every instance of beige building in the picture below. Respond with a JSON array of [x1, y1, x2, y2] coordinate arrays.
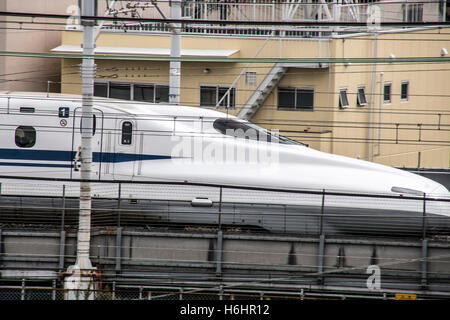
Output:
[[0, 0, 76, 92], [54, 1, 450, 169]]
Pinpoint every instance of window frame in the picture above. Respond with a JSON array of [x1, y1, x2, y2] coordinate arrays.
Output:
[[400, 81, 409, 101], [120, 121, 133, 145], [199, 84, 236, 109], [383, 82, 392, 104], [94, 81, 169, 103], [277, 86, 315, 111], [356, 86, 367, 107], [15, 126, 36, 148], [339, 88, 349, 109], [245, 71, 257, 86]]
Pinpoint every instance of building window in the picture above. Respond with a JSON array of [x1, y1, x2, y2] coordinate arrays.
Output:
[[278, 87, 314, 111], [15, 126, 36, 148], [339, 88, 349, 109], [121, 121, 133, 145], [94, 82, 108, 97], [94, 81, 169, 103], [357, 86, 367, 106], [110, 83, 131, 100], [200, 85, 235, 108], [133, 84, 154, 102], [403, 3, 423, 22], [245, 72, 257, 86], [401, 81, 409, 101], [383, 83, 392, 103]]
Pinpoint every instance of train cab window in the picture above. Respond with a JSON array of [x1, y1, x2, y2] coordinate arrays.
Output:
[[15, 126, 36, 148], [213, 118, 301, 145], [121, 121, 133, 145]]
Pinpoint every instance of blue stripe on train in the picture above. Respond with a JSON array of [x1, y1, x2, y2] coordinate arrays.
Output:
[[0, 148, 171, 164]]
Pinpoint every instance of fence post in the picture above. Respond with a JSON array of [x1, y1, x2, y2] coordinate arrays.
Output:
[[52, 280, 57, 300], [61, 185, 66, 230], [421, 193, 428, 289], [59, 231, 66, 272], [216, 230, 223, 276], [115, 227, 122, 273], [0, 229, 2, 267], [117, 183, 122, 228], [59, 183, 67, 274], [21, 279, 25, 301], [319, 189, 325, 235], [317, 189, 326, 284], [422, 193, 427, 239], [218, 187, 223, 230], [216, 187, 223, 276]]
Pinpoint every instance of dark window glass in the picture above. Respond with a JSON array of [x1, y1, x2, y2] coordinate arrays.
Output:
[[217, 87, 235, 108], [200, 86, 217, 106], [109, 83, 131, 100], [19, 107, 35, 113], [278, 88, 296, 109], [121, 121, 133, 145], [339, 89, 349, 108], [15, 126, 36, 148], [155, 85, 169, 103], [384, 83, 391, 103], [213, 118, 300, 145], [200, 86, 235, 108], [357, 87, 367, 106], [94, 83, 108, 97], [401, 82, 409, 100], [297, 89, 314, 109], [134, 85, 154, 102], [278, 87, 314, 110]]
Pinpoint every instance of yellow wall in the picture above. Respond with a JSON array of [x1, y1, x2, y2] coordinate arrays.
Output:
[[58, 28, 450, 168]]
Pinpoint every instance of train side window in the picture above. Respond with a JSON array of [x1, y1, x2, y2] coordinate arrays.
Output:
[[15, 126, 36, 148], [121, 121, 133, 145], [80, 114, 97, 136]]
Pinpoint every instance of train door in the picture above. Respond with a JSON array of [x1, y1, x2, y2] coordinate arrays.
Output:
[[113, 119, 137, 179], [71, 107, 104, 180]]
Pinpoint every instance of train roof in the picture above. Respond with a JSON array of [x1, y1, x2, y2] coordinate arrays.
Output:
[[0, 91, 230, 119]]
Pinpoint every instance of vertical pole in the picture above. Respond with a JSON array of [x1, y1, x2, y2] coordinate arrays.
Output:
[[0, 229, 2, 267], [367, 33, 378, 161], [376, 72, 383, 156], [317, 189, 326, 284], [117, 183, 121, 228], [216, 187, 223, 276], [21, 279, 25, 301], [61, 185, 66, 231], [169, 0, 181, 105], [115, 227, 122, 273], [77, 0, 96, 272], [421, 193, 428, 289], [218, 187, 223, 230], [319, 189, 325, 235], [52, 280, 57, 301], [64, 0, 96, 300], [422, 193, 427, 240]]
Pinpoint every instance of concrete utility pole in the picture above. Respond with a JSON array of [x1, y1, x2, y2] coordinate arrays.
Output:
[[169, 0, 182, 105], [64, 0, 97, 300]]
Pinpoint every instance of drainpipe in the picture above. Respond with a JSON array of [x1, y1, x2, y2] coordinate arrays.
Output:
[[169, 0, 182, 105], [367, 33, 378, 162], [375, 72, 383, 157]]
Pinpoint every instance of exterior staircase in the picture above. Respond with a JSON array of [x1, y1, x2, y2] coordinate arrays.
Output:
[[237, 63, 288, 120]]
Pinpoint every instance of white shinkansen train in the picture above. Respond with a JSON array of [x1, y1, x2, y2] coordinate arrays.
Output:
[[0, 92, 449, 236]]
